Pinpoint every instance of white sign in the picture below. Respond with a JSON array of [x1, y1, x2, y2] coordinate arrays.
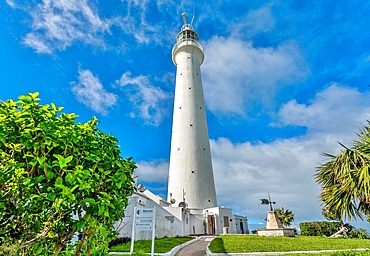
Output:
[[130, 207, 156, 256], [135, 208, 154, 230]]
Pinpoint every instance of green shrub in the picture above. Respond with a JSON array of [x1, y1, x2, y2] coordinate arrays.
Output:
[[350, 229, 370, 239], [299, 221, 354, 236]]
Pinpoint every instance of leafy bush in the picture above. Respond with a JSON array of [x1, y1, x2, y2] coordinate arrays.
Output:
[[299, 221, 354, 236], [0, 93, 136, 255], [350, 229, 370, 239]]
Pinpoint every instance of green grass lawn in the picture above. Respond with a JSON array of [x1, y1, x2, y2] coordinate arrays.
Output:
[[109, 236, 194, 253], [208, 235, 370, 254]]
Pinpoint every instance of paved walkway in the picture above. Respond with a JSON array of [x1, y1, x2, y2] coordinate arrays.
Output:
[[174, 237, 215, 256]]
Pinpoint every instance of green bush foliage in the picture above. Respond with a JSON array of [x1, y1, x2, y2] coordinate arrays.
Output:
[[0, 93, 136, 255], [299, 221, 354, 236], [349, 229, 370, 239]]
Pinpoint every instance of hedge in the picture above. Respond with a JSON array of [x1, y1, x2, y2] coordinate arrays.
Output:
[[299, 221, 354, 236]]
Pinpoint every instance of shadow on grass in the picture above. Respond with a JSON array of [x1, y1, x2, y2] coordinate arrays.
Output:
[[208, 237, 227, 253]]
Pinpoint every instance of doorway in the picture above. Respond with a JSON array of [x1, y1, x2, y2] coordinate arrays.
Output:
[[207, 215, 215, 235]]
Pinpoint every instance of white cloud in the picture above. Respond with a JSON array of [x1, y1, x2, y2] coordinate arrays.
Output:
[[230, 4, 275, 37], [6, 0, 16, 8], [116, 0, 165, 45], [116, 71, 172, 126], [7, 0, 173, 53], [210, 136, 322, 221], [275, 83, 370, 134], [20, 0, 110, 54], [202, 37, 309, 117], [135, 160, 169, 184], [71, 69, 117, 115]]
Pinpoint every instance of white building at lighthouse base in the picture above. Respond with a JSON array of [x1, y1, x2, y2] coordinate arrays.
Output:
[[115, 186, 249, 240]]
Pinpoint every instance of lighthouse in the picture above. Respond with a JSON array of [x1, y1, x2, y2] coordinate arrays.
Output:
[[117, 14, 249, 238], [167, 13, 217, 210]]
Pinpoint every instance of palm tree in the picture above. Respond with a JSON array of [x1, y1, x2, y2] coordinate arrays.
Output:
[[274, 207, 295, 227], [315, 121, 370, 222], [321, 207, 344, 225]]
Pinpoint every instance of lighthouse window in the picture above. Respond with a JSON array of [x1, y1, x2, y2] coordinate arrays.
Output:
[[188, 56, 190, 59]]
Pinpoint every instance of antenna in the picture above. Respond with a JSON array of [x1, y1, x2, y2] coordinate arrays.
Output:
[[190, 8, 195, 26], [182, 13, 187, 25]]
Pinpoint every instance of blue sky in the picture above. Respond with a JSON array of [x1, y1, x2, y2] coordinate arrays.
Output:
[[2, 0, 370, 231]]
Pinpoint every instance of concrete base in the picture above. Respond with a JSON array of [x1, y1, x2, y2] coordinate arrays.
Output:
[[257, 228, 295, 237]]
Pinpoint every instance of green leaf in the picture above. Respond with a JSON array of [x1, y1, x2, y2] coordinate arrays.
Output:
[[33, 175, 45, 184], [47, 171, 55, 180], [18, 95, 32, 104], [65, 155, 73, 163], [54, 154, 67, 168], [55, 177, 63, 186], [100, 226, 107, 237], [47, 192, 56, 201], [98, 204, 104, 216], [116, 181, 122, 189], [70, 185, 78, 193], [65, 173, 74, 185], [76, 220, 85, 231], [34, 247, 43, 255], [84, 198, 96, 205], [28, 92, 40, 99], [37, 157, 45, 165]]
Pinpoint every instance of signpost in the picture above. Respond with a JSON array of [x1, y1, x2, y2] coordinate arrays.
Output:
[[130, 207, 156, 256]]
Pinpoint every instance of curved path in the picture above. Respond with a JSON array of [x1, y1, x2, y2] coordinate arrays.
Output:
[[174, 237, 214, 256]]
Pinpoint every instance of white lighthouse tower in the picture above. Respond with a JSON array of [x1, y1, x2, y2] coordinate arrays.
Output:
[[116, 15, 249, 238], [167, 13, 217, 210]]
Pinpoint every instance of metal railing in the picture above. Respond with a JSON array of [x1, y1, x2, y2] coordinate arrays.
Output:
[[172, 38, 204, 55]]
